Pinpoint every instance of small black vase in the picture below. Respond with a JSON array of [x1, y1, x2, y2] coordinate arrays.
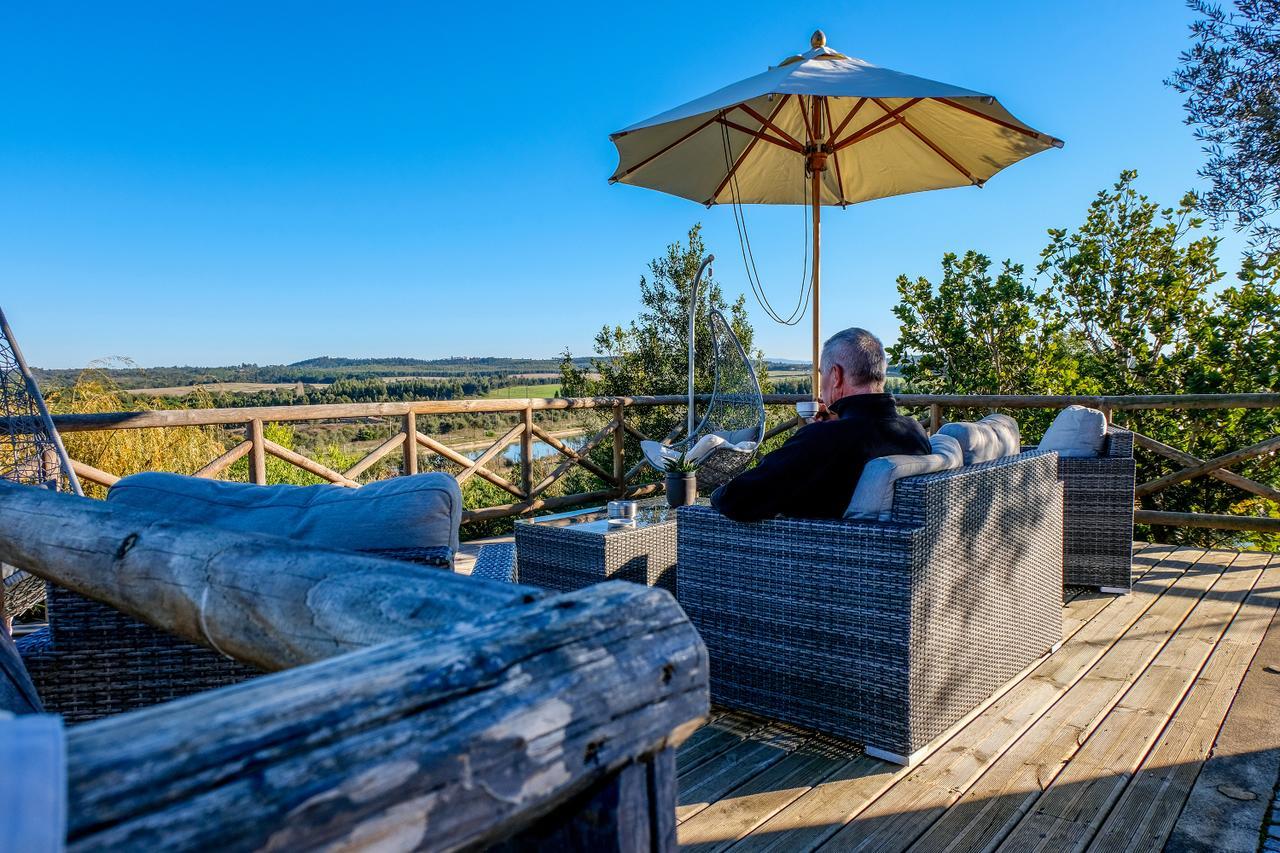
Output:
[[665, 472, 697, 508]]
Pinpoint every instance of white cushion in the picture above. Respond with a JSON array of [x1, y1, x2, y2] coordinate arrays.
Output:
[[107, 471, 463, 554], [642, 432, 758, 471], [845, 433, 963, 521], [936, 414, 1023, 465], [1038, 406, 1107, 458]]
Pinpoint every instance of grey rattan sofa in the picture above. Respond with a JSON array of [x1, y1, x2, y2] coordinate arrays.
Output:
[[676, 450, 1063, 764], [1056, 425, 1135, 592]]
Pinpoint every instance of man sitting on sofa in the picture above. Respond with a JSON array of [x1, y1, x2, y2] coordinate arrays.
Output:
[[711, 327, 930, 522]]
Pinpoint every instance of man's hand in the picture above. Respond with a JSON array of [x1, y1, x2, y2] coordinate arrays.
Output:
[[805, 400, 835, 424]]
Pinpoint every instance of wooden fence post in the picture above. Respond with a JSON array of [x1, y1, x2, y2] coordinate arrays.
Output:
[[248, 419, 266, 485], [402, 412, 418, 476], [929, 404, 942, 435], [613, 402, 625, 492], [521, 406, 534, 498]]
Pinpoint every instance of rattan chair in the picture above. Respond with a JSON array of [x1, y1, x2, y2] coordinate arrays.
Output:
[[654, 309, 765, 491], [676, 450, 1064, 764], [1056, 425, 1136, 592]]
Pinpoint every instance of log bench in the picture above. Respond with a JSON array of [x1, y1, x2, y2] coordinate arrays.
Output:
[[0, 483, 709, 851]]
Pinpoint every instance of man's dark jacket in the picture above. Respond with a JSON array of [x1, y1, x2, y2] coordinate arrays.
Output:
[[711, 393, 931, 522]]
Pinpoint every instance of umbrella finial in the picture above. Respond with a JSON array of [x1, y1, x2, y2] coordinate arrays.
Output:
[[810, 30, 826, 49]]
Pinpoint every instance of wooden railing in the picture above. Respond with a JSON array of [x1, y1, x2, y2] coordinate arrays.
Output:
[[22, 392, 1280, 533]]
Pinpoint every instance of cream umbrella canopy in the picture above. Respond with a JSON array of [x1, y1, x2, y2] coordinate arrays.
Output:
[[609, 31, 1063, 397]]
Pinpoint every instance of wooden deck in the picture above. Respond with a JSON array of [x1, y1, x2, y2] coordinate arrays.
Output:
[[672, 544, 1280, 852]]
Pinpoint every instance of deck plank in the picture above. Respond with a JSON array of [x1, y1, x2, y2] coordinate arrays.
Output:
[[678, 734, 863, 852], [722, 545, 1183, 852], [678, 723, 811, 824], [1089, 552, 1280, 852], [995, 549, 1263, 851], [901, 546, 1223, 853], [1164, 555, 1280, 853]]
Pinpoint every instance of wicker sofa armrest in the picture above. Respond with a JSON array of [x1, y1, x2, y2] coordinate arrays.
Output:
[[1103, 425, 1134, 458]]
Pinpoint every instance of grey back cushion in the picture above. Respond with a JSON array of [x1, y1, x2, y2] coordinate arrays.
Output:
[[845, 433, 964, 521], [938, 413, 1022, 465], [108, 472, 462, 554], [1038, 405, 1107, 458]]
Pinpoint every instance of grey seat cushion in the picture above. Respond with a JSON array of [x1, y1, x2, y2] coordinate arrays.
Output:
[[108, 472, 462, 555]]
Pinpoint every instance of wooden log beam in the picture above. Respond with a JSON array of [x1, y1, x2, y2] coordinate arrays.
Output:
[[194, 440, 251, 479], [529, 421, 616, 499], [462, 483, 663, 524], [262, 439, 360, 487], [531, 424, 615, 485], [0, 483, 539, 671], [455, 421, 525, 486], [11, 393, 1279, 437], [402, 412, 418, 477], [1136, 433, 1280, 498], [342, 431, 407, 481], [1134, 509, 1280, 533], [520, 406, 534, 498], [415, 431, 525, 499], [763, 416, 803, 442], [63, 581, 709, 852], [613, 404, 625, 490], [1131, 431, 1280, 504], [247, 419, 266, 485], [68, 458, 120, 488]]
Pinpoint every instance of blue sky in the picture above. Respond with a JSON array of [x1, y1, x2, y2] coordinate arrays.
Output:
[[0, 1, 1244, 368]]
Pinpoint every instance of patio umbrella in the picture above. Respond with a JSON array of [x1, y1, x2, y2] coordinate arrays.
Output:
[[609, 31, 1062, 398]]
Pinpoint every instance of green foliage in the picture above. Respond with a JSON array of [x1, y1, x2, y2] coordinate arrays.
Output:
[[891, 252, 1064, 395], [890, 171, 1280, 548], [661, 453, 699, 473], [45, 365, 227, 499], [1038, 171, 1222, 396], [225, 423, 362, 487], [1170, 0, 1280, 253]]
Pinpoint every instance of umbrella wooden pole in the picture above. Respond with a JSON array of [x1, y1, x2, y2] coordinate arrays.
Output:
[[809, 95, 825, 402], [811, 167, 821, 400]]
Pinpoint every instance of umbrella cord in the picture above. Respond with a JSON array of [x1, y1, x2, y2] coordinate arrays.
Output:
[[719, 116, 813, 327]]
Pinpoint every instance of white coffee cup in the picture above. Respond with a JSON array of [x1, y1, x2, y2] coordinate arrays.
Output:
[[796, 401, 820, 419]]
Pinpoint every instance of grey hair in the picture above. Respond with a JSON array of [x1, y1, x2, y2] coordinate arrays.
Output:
[[820, 327, 887, 388]]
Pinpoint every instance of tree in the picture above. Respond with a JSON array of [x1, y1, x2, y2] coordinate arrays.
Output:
[[889, 251, 1067, 395], [1037, 171, 1222, 396], [1170, 0, 1280, 254], [890, 172, 1280, 546], [560, 226, 767, 464], [562, 225, 762, 398]]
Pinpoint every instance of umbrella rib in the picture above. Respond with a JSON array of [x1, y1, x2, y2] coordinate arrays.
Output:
[[871, 98, 982, 186], [609, 113, 721, 183], [735, 102, 804, 151], [715, 116, 803, 153], [797, 95, 815, 143], [826, 97, 868, 146], [831, 98, 923, 151], [706, 95, 793, 205], [935, 97, 1064, 147], [823, 97, 847, 203]]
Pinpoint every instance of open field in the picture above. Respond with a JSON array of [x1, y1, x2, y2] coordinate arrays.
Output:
[[483, 383, 562, 398]]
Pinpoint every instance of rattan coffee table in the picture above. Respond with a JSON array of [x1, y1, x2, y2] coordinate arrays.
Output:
[[514, 500, 678, 595]]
